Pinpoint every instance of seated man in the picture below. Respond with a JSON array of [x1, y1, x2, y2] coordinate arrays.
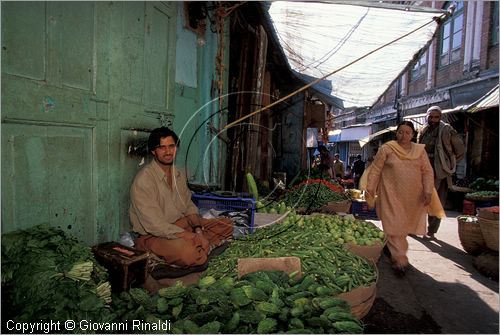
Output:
[[129, 127, 233, 268]]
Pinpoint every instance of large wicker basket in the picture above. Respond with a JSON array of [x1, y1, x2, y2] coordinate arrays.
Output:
[[337, 261, 378, 319], [479, 216, 499, 252], [321, 199, 352, 214], [457, 216, 485, 255]]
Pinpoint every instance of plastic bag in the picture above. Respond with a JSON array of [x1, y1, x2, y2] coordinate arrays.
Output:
[[119, 232, 135, 248]]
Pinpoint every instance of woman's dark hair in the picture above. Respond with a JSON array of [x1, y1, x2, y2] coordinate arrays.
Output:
[[396, 121, 415, 133], [148, 127, 180, 152]]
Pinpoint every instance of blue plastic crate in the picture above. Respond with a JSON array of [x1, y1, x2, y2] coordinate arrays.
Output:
[[192, 193, 256, 235], [352, 200, 378, 220]]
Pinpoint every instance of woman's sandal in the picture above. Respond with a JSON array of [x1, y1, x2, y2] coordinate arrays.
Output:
[[392, 264, 407, 277], [383, 245, 391, 257]]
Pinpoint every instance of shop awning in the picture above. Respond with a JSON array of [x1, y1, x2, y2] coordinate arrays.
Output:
[[358, 126, 397, 148], [328, 129, 342, 142], [467, 84, 499, 113], [340, 125, 371, 142]]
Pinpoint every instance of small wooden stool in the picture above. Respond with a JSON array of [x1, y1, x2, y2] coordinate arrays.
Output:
[[92, 242, 149, 292]]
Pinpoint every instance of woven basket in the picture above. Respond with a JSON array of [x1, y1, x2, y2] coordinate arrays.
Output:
[[321, 199, 352, 214], [345, 238, 386, 263], [337, 261, 378, 319], [457, 216, 485, 255], [479, 217, 499, 252]]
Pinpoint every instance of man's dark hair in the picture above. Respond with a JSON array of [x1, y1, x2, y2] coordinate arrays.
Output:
[[148, 127, 180, 152], [318, 145, 328, 153], [356, 154, 362, 159]]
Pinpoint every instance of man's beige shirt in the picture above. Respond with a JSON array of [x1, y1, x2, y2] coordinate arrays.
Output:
[[129, 160, 199, 238]]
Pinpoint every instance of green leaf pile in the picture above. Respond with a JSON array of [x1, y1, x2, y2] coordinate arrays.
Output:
[[110, 272, 363, 334], [281, 183, 346, 212], [1, 224, 114, 325]]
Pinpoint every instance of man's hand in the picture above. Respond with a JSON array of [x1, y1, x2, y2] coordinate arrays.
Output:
[[186, 214, 200, 227], [175, 230, 196, 240], [186, 214, 204, 234], [174, 215, 203, 234], [423, 192, 432, 206]]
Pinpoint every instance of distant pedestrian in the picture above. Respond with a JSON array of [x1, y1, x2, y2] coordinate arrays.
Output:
[[344, 165, 353, 179], [317, 145, 335, 179], [332, 153, 345, 179], [352, 154, 365, 189], [417, 106, 464, 238], [364, 121, 444, 276]]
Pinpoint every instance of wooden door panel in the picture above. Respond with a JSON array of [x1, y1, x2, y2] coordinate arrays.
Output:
[[1, 76, 96, 125], [2, 123, 95, 242], [120, 2, 146, 103], [144, 3, 172, 110], [56, 2, 95, 91], [1, 1, 46, 80]]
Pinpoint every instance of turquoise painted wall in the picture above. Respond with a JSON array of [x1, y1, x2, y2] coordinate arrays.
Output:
[[173, 4, 229, 187]]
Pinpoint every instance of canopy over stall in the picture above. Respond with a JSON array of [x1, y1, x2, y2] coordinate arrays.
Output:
[[268, 1, 446, 108], [358, 126, 397, 148], [467, 84, 499, 113]]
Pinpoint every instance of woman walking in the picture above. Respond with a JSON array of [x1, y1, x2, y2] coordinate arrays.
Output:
[[365, 121, 444, 276]]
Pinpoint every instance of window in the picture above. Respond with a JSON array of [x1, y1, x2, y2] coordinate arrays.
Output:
[[410, 51, 427, 80], [491, 1, 499, 46], [439, 2, 464, 67]]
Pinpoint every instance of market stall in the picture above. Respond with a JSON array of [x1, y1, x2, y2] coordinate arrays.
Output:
[[2, 199, 389, 333]]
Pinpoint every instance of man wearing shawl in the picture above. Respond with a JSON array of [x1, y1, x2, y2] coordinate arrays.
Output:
[[417, 106, 465, 238]]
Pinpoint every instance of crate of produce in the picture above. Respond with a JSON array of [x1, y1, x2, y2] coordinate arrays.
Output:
[[465, 191, 499, 202], [92, 242, 149, 292], [463, 199, 498, 215], [351, 200, 378, 220], [457, 215, 486, 255], [192, 193, 256, 235], [477, 206, 499, 221]]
